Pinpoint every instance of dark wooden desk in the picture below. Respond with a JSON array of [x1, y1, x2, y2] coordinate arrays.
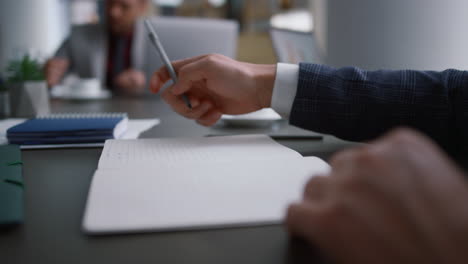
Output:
[[1, 96, 357, 264]]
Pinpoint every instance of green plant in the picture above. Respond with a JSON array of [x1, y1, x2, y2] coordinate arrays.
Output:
[[6, 55, 45, 83]]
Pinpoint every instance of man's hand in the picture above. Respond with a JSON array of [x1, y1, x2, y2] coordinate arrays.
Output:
[[286, 128, 468, 264], [150, 54, 276, 126], [44, 58, 69, 87], [114, 69, 146, 95]]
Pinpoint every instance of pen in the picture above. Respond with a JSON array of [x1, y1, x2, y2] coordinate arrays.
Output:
[[144, 19, 192, 109]]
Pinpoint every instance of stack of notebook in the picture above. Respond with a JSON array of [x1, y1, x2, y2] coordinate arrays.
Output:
[[7, 113, 128, 145]]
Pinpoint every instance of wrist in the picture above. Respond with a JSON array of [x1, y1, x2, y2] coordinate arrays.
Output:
[[251, 64, 276, 108]]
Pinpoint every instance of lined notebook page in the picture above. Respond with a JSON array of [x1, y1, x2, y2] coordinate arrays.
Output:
[[98, 135, 302, 169]]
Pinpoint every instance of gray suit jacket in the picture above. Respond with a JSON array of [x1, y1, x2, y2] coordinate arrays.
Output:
[[54, 17, 238, 86]]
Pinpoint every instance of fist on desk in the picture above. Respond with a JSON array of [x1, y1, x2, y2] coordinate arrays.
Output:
[[114, 69, 146, 95], [286, 128, 468, 264], [44, 58, 69, 87]]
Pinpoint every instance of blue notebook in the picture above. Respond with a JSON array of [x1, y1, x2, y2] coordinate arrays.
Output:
[[7, 113, 128, 145]]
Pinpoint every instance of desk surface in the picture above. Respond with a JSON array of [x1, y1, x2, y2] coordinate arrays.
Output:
[[1, 95, 357, 264]]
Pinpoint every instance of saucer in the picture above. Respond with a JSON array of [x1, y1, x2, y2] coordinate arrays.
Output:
[[51, 85, 112, 100], [221, 108, 282, 127]]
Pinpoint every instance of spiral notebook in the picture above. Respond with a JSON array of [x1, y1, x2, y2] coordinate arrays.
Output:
[[7, 113, 128, 145]]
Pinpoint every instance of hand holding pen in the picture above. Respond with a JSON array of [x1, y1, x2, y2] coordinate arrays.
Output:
[[144, 19, 192, 109], [149, 51, 277, 127]]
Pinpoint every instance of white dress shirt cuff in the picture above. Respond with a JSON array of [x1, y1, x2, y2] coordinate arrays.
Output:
[[271, 63, 299, 119]]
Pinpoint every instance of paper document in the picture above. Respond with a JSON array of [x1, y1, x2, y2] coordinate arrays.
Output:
[[83, 135, 330, 234]]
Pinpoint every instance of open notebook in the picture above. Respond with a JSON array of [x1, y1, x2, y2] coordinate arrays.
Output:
[[83, 135, 330, 234]]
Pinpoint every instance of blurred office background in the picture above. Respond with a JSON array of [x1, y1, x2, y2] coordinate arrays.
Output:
[[1, 0, 468, 73]]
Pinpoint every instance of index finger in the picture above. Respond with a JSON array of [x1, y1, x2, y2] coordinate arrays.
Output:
[[150, 54, 208, 94]]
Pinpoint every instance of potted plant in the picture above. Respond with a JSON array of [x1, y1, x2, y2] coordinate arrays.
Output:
[[6, 55, 50, 117]]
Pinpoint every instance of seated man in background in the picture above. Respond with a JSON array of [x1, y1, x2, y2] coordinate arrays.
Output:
[[45, 0, 149, 95]]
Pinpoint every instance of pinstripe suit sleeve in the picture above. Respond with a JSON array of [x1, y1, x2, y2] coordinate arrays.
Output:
[[290, 63, 468, 151]]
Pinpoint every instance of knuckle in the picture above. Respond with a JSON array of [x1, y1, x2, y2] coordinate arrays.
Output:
[[339, 173, 367, 193], [188, 105, 209, 119], [329, 149, 353, 167], [303, 176, 323, 196], [178, 65, 189, 77], [383, 128, 440, 157], [206, 53, 219, 59], [184, 109, 198, 119], [177, 108, 192, 119], [332, 147, 377, 168], [386, 127, 420, 146], [335, 152, 377, 191], [352, 148, 379, 165], [204, 54, 219, 66], [316, 200, 346, 226]]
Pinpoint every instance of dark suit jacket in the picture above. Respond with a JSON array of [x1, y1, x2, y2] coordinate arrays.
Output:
[[290, 63, 468, 154]]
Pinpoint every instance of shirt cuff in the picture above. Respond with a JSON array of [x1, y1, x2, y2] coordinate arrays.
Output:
[[271, 63, 299, 119]]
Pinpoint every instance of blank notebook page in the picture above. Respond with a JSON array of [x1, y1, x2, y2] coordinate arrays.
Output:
[[83, 135, 330, 234], [98, 134, 302, 169], [84, 157, 329, 233]]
